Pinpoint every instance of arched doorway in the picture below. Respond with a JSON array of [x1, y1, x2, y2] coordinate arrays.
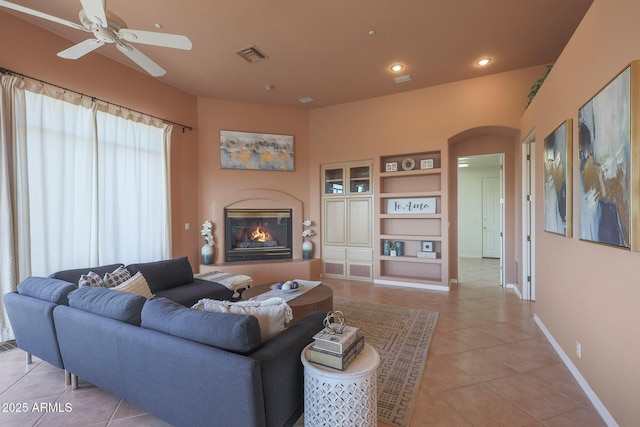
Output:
[[448, 126, 520, 288]]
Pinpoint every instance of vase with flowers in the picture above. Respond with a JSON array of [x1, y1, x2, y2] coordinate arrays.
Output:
[[201, 220, 215, 265], [302, 220, 315, 259]]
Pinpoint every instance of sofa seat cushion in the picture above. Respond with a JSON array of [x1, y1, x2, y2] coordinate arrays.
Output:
[[126, 257, 193, 294], [17, 277, 77, 305], [49, 263, 124, 286], [193, 298, 293, 342], [68, 287, 147, 326], [142, 297, 262, 354], [155, 279, 234, 307]]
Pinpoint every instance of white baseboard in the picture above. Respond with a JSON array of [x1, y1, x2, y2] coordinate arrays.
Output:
[[505, 282, 522, 299], [373, 279, 449, 292], [533, 315, 618, 427]]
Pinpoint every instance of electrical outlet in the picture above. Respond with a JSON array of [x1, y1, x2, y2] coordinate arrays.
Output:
[[576, 341, 582, 358]]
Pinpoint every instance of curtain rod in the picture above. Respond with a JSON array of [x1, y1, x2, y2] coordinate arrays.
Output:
[[0, 67, 193, 133]]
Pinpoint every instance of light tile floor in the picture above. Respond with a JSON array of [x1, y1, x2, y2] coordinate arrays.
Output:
[[0, 257, 607, 426]]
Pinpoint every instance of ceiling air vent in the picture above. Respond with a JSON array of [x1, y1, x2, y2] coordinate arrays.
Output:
[[236, 45, 269, 63]]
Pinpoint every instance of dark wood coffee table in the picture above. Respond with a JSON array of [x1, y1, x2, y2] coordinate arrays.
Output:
[[242, 283, 333, 324]]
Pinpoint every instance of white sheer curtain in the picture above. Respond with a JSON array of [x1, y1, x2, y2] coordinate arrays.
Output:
[[24, 89, 98, 275], [96, 108, 172, 264], [0, 78, 172, 341]]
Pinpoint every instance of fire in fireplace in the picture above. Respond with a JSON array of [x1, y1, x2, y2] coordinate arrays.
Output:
[[225, 208, 292, 262]]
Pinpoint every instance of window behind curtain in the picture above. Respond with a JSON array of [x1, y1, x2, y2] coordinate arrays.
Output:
[[24, 91, 170, 276]]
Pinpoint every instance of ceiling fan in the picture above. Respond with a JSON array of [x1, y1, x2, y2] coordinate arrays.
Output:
[[0, 0, 192, 76]]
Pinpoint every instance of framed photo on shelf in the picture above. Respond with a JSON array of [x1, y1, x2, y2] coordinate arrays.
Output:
[[420, 158, 434, 169], [385, 162, 398, 172], [421, 241, 434, 252]]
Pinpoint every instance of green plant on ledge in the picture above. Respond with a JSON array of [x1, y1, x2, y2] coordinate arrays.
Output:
[[526, 64, 553, 108]]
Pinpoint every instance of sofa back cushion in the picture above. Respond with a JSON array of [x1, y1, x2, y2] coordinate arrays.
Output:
[[68, 287, 147, 326], [141, 297, 262, 354], [17, 277, 77, 305], [49, 263, 124, 286], [126, 257, 193, 294]]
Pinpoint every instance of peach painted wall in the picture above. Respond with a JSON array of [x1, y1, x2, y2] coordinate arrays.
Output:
[[308, 67, 544, 285], [195, 98, 310, 266], [0, 11, 200, 267], [521, 0, 640, 424]]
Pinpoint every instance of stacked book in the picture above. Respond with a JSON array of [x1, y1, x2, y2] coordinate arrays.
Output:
[[309, 325, 364, 370], [416, 251, 437, 259]]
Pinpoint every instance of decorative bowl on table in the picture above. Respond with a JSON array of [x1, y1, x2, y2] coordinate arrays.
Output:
[[271, 280, 303, 293]]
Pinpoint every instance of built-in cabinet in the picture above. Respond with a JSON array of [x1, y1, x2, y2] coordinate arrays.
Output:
[[375, 150, 448, 290], [322, 160, 373, 281]]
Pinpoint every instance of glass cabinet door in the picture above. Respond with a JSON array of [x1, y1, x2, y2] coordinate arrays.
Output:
[[349, 165, 370, 194], [324, 168, 344, 195]]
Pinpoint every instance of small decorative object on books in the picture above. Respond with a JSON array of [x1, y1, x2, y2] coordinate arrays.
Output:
[[421, 241, 434, 252], [322, 311, 346, 334], [310, 311, 364, 370]]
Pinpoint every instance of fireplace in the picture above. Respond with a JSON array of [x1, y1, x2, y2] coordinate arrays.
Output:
[[225, 208, 293, 262]]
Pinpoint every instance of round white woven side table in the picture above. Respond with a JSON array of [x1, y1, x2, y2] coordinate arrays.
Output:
[[300, 342, 380, 427]]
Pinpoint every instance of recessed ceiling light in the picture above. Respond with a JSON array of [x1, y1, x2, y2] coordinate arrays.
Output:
[[368, 30, 376, 36], [154, 23, 163, 29], [391, 64, 404, 73], [298, 97, 315, 104], [476, 57, 491, 67]]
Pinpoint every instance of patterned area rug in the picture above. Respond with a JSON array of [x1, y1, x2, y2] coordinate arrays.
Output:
[[333, 299, 438, 427]]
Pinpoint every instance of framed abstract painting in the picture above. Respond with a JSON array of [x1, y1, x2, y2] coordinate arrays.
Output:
[[578, 62, 640, 250], [544, 119, 572, 236], [220, 130, 294, 171]]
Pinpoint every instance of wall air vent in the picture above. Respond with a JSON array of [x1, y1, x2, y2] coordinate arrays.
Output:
[[236, 45, 269, 63]]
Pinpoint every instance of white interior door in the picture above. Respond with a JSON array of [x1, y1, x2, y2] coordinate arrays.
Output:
[[482, 177, 500, 258]]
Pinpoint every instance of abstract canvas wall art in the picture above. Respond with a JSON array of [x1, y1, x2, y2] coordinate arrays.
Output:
[[220, 130, 294, 171], [578, 66, 631, 248], [544, 119, 572, 236]]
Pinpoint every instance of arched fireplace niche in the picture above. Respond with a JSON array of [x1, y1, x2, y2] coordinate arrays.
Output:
[[213, 189, 304, 263]]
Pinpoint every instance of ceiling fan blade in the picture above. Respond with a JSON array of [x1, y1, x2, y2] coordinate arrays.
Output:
[[80, 0, 107, 27], [57, 39, 105, 59], [0, 0, 87, 31], [116, 42, 166, 77], [119, 29, 192, 50]]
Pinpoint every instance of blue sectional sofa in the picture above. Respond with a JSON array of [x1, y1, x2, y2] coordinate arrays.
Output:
[[54, 289, 324, 427], [4, 257, 326, 426]]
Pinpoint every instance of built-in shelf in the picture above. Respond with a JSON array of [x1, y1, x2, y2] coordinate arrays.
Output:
[[375, 150, 448, 290]]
